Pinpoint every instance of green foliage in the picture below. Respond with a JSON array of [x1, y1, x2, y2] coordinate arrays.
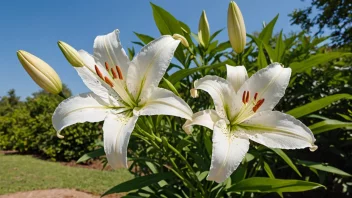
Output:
[[0, 86, 102, 161]]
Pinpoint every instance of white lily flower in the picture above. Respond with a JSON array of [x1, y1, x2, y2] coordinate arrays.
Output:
[[183, 63, 317, 183], [52, 29, 192, 169]]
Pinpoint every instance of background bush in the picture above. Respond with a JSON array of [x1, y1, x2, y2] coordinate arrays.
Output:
[[0, 86, 102, 161]]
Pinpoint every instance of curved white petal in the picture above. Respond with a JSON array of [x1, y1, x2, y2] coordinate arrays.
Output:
[[240, 111, 317, 151], [76, 50, 121, 103], [194, 75, 235, 119], [52, 92, 110, 137], [237, 63, 291, 112], [127, 36, 180, 103], [137, 88, 192, 120], [207, 120, 250, 183], [226, 65, 248, 92], [103, 114, 138, 169], [182, 110, 221, 134], [93, 29, 130, 78]]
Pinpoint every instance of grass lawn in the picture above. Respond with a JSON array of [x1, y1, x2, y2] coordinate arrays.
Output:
[[0, 153, 133, 195]]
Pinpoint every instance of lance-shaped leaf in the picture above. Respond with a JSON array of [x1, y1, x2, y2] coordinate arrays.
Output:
[[309, 119, 352, 135], [286, 94, 352, 118], [271, 148, 302, 177], [102, 173, 175, 196], [227, 177, 325, 193], [290, 52, 352, 75], [297, 160, 351, 177], [258, 14, 279, 45], [134, 32, 154, 45], [77, 147, 105, 163]]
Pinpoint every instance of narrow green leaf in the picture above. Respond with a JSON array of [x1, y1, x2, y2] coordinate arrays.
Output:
[[227, 177, 325, 193], [167, 61, 229, 84], [162, 77, 180, 97], [102, 173, 174, 196], [134, 32, 154, 45], [290, 52, 352, 75], [286, 94, 352, 118], [274, 30, 286, 62], [257, 45, 268, 69], [210, 28, 224, 42], [197, 171, 209, 181], [309, 119, 352, 134], [297, 160, 351, 177], [211, 41, 231, 54], [259, 14, 279, 45], [263, 161, 275, 178], [76, 147, 104, 163], [271, 148, 302, 177]]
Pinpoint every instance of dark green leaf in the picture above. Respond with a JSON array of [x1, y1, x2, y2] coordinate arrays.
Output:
[[271, 148, 302, 177], [297, 160, 351, 177], [259, 14, 279, 45], [309, 119, 352, 134], [286, 94, 352, 118], [227, 177, 325, 193], [210, 28, 224, 42], [102, 173, 174, 196], [76, 147, 104, 163], [134, 32, 154, 45]]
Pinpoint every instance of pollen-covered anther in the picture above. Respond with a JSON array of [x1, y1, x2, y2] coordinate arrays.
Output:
[[94, 65, 104, 79], [116, 65, 123, 80], [111, 68, 118, 79], [242, 91, 247, 104], [254, 92, 258, 100], [252, 98, 265, 112], [104, 76, 114, 87], [105, 62, 109, 71], [245, 91, 250, 103]]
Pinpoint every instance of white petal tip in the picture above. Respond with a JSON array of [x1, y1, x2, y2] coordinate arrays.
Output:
[[57, 133, 64, 139], [190, 88, 199, 98], [206, 175, 224, 183], [309, 145, 318, 152]]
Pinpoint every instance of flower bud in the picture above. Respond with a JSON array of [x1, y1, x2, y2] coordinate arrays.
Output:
[[198, 10, 210, 48], [227, 1, 246, 54], [172, 34, 189, 48], [190, 88, 199, 98], [58, 41, 84, 67], [17, 50, 62, 94]]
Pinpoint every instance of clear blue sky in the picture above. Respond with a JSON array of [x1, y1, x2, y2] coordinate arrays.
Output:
[[0, 0, 312, 99]]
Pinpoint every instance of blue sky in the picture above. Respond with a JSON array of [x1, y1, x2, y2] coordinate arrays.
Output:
[[0, 0, 312, 98]]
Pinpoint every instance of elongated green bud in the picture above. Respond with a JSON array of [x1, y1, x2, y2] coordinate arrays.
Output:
[[17, 50, 63, 94], [227, 1, 246, 53], [58, 41, 84, 67], [198, 10, 210, 48], [172, 34, 189, 48]]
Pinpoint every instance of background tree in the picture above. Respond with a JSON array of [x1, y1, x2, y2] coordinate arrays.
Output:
[[290, 0, 352, 48]]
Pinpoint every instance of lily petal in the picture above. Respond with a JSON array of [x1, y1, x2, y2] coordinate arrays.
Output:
[[103, 114, 138, 169], [93, 29, 130, 78], [137, 88, 192, 120], [194, 75, 235, 119], [76, 50, 121, 103], [182, 110, 221, 134], [237, 63, 291, 112], [52, 92, 110, 136], [127, 36, 180, 103], [240, 111, 317, 151], [207, 119, 250, 183], [226, 65, 248, 92]]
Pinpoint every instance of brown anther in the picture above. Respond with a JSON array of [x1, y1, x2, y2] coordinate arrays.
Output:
[[252, 98, 265, 112], [245, 91, 250, 103], [105, 62, 109, 71], [116, 66, 123, 80], [254, 92, 258, 100], [242, 91, 246, 104], [104, 76, 114, 87], [95, 65, 103, 79], [111, 68, 118, 79]]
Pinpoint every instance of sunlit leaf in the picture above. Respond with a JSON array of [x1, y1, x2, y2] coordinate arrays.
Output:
[[309, 119, 352, 134], [259, 14, 279, 45], [286, 94, 352, 118], [271, 148, 302, 177], [297, 160, 351, 177], [227, 177, 325, 193], [76, 147, 104, 163]]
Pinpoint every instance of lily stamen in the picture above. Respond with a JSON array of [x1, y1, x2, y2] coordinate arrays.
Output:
[[104, 76, 114, 87], [105, 62, 109, 71], [242, 91, 247, 104], [111, 67, 118, 79], [116, 65, 123, 80], [253, 98, 265, 112], [245, 91, 250, 103], [94, 65, 103, 79], [254, 92, 258, 100]]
